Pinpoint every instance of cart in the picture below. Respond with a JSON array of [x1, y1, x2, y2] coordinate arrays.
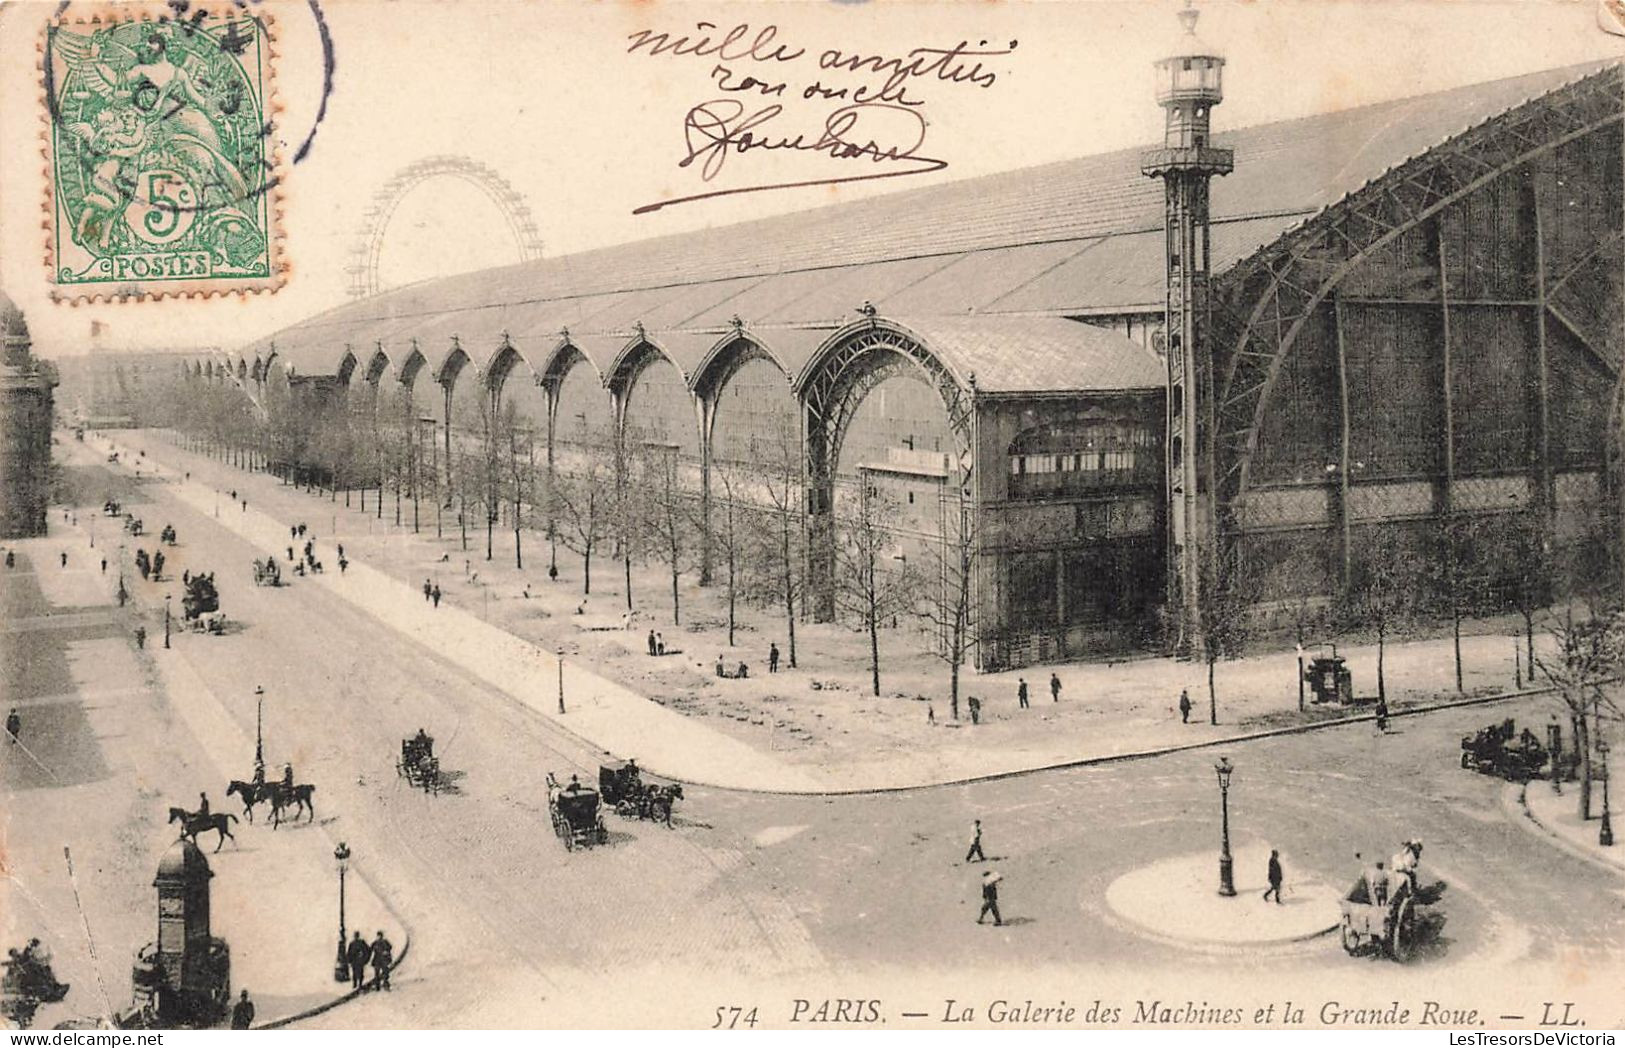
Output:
[[548, 773, 608, 851]]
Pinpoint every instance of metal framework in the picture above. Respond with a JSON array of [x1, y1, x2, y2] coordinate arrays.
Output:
[[345, 155, 545, 300], [1211, 67, 1624, 542]]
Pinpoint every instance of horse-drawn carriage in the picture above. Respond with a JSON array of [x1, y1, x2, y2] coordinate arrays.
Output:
[[251, 558, 281, 587], [547, 774, 608, 850], [396, 732, 442, 793], [599, 759, 684, 826], [123, 514, 144, 536], [1338, 843, 1443, 962], [102, 498, 121, 517], [1461, 718, 1548, 781], [160, 524, 177, 546], [183, 574, 225, 634]]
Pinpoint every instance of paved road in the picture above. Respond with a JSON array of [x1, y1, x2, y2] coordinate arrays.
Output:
[[20, 434, 1625, 1027]]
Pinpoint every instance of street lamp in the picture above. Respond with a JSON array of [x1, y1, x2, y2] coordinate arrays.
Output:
[[1599, 739, 1614, 848], [253, 685, 265, 782], [557, 647, 566, 714], [333, 842, 351, 982], [164, 594, 172, 649], [1215, 757, 1236, 897]]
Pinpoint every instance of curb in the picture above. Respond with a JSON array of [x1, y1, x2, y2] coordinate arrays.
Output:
[[660, 683, 1567, 798], [254, 929, 411, 1030], [1507, 782, 1625, 877]]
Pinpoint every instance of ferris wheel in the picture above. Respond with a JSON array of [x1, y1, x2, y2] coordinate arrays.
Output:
[[345, 155, 545, 300]]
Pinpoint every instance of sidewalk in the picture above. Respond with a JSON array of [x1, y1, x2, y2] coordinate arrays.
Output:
[[4, 481, 405, 1029], [100, 430, 1564, 794], [1518, 780, 1625, 875], [1104, 845, 1341, 951]]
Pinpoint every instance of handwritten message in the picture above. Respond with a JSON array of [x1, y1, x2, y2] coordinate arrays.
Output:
[[625, 21, 1019, 214]]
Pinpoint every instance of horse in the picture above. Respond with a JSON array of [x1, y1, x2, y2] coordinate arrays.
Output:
[[167, 807, 238, 852], [267, 783, 317, 828], [226, 780, 276, 822]]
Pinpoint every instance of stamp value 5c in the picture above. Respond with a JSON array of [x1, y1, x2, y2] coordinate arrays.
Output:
[[44, 3, 282, 299]]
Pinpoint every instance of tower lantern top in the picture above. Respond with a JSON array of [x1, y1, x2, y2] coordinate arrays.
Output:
[[1154, 1, 1225, 107]]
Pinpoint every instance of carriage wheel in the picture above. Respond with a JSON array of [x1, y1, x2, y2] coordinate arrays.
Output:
[[1388, 898, 1417, 962], [564, 833, 575, 852], [1339, 919, 1360, 955], [1460, 752, 1471, 769]]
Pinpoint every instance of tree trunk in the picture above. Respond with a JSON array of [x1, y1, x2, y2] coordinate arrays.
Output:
[[869, 608, 881, 697], [624, 552, 633, 613], [487, 509, 495, 561], [1208, 654, 1218, 726], [582, 543, 592, 595], [950, 622, 962, 721], [670, 556, 681, 626], [727, 552, 736, 647], [1452, 603, 1463, 693], [1377, 620, 1387, 703], [782, 517, 797, 668], [1578, 710, 1593, 821], [1524, 609, 1534, 674]]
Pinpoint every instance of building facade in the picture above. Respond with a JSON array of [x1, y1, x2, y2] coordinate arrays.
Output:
[[0, 295, 58, 539], [193, 59, 1623, 669]]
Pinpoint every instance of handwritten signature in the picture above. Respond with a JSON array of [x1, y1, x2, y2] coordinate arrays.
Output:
[[634, 99, 947, 214]]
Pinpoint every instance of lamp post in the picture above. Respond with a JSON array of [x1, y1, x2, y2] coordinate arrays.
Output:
[[163, 594, 172, 649], [557, 647, 565, 714], [333, 842, 351, 982], [253, 685, 265, 782], [1215, 757, 1236, 896], [1295, 639, 1305, 713], [1599, 739, 1614, 847]]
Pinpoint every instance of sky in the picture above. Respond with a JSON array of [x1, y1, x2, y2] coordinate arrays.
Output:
[[0, 0, 1620, 358]]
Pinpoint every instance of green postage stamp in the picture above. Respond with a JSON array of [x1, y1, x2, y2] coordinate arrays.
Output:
[[44, 4, 281, 299]]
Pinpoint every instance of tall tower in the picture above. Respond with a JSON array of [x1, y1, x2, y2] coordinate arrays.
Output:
[[1141, 1, 1232, 652]]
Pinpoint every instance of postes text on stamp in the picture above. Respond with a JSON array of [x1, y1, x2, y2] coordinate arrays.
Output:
[[45, 4, 281, 299]]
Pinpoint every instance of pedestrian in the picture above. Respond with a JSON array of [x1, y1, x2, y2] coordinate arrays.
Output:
[[656, 633, 665, 655], [290, 525, 297, 541], [977, 869, 1004, 926], [337, 543, 344, 559], [423, 579, 432, 602], [4, 550, 12, 569], [339, 557, 349, 575], [298, 524, 306, 539], [370, 930, 394, 991], [927, 703, 936, 726], [288, 546, 295, 563], [1017, 678, 1029, 709], [968, 696, 981, 725], [60, 551, 67, 568], [100, 557, 107, 574], [1050, 672, 1061, 702], [769, 642, 780, 673], [1374, 698, 1390, 733], [241, 500, 247, 511], [1179, 689, 1192, 724], [648, 629, 657, 656], [183, 569, 190, 585], [1263, 849, 1284, 904], [965, 819, 985, 863], [230, 990, 255, 1029], [230, 490, 237, 502], [716, 654, 726, 678], [345, 931, 371, 991], [134, 626, 147, 649], [431, 584, 441, 607], [5, 708, 19, 745]]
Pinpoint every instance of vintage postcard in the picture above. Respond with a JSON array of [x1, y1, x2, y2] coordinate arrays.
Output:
[[1, 0, 1623, 1034]]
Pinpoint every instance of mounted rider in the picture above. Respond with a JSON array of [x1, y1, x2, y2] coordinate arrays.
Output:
[[196, 792, 210, 819]]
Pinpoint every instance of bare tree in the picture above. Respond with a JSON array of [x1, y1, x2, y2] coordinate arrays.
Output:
[[506, 414, 536, 571], [710, 462, 761, 648], [746, 418, 804, 668], [554, 430, 612, 595], [1197, 543, 1254, 726], [640, 441, 692, 625], [915, 483, 976, 721], [1535, 608, 1623, 821], [1349, 525, 1423, 705], [833, 476, 918, 697]]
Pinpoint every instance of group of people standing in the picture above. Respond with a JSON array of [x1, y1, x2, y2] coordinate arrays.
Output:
[[342, 930, 395, 993]]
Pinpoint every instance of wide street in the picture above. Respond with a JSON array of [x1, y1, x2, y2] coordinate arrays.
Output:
[[6, 434, 1624, 1028]]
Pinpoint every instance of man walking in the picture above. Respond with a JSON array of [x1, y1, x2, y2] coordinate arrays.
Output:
[[5, 708, 19, 745], [977, 869, 1004, 926], [431, 584, 442, 608], [230, 990, 255, 1029], [1179, 689, 1193, 724], [648, 629, 657, 656], [423, 579, 432, 602], [769, 642, 780, 673], [370, 930, 394, 991], [1263, 849, 1284, 904], [965, 819, 985, 863], [345, 931, 371, 991], [1017, 678, 1029, 709], [1050, 672, 1061, 702]]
